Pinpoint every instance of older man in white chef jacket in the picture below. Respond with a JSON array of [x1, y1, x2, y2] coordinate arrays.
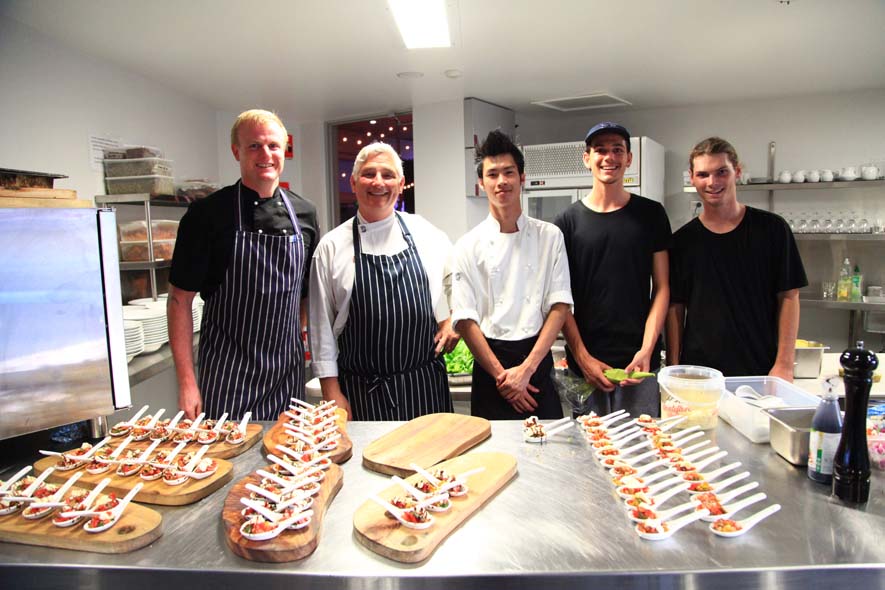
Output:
[[309, 142, 458, 420], [451, 130, 573, 419]]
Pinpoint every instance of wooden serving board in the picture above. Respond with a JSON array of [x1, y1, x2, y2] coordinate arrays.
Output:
[[221, 463, 343, 562], [262, 408, 352, 464], [362, 413, 491, 477], [121, 423, 263, 459], [353, 451, 517, 563], [0, 494, 162, 554], [34, 456, 233, 506]]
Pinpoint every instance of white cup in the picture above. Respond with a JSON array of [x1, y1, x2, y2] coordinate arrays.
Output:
[[807, 170, 820, 182], [842, 166, 859, 179], [820, 169, 834, 182], [792, 170, 806, 183], [861, 165, 879, 180], [778, 170, 792, 183], [868, 286, 883, 298]]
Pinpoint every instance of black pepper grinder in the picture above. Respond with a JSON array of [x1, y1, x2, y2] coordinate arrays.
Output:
[[832, 341, 877, 503]]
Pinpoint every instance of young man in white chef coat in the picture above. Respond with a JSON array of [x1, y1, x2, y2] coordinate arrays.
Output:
[[554, 122, 671, 417], [667, 137, 806, 378], [451, 131, 573, 419], [309, 142, 459, 420]]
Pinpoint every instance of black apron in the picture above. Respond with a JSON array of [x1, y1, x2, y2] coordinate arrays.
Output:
[[471, 337, 562, 420], [337, 214, 452, 420], [198, 182, 305, 420]]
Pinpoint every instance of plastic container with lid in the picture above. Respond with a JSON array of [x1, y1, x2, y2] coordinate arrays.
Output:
[[118, 219, 179, 242], [105, 174, 174, 197], [658, 365, 724, 430], [119, 239, 176, 262], [719, 375, 820, 443], [104, 158, 173, 178], [125, 145, 164, 158]]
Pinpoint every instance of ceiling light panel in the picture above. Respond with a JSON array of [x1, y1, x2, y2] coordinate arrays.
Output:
[[388, 0, 451, 49]]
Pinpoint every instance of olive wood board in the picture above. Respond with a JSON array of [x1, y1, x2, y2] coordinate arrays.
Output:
[[0, 494, 162, 554], [362, 413, 492, 477], [118, 423, 263, 459], [353, 451, 517, 563], [221, 463, 343, 562], [263, 408, 352, 464], [34, 455, 233, 506]]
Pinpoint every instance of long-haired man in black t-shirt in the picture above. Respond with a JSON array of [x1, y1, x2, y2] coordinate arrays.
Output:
[[554, 122, 672, 417], [666, 137, 807, 379]]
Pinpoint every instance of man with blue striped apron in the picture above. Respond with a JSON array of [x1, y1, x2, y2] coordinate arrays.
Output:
[[309, 142, 457, 420], [169, 110, 312, 420]]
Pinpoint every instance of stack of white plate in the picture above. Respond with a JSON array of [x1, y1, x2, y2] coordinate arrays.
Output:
[[124, 320, 145, 361], [122, 305, 168, 353]]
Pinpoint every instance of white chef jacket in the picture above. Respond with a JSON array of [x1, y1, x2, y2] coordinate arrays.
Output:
[[450, 213, 573, 341], [309, 211, 452, 378]]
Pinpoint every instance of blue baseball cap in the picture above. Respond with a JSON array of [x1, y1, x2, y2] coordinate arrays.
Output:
[[585, 122, 631, 151]]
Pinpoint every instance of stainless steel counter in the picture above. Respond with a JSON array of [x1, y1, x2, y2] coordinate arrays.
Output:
[[1, 420, 884, 589]]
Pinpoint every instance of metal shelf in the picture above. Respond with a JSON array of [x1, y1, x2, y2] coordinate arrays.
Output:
[[682, 179, 885, 193], [795, 233, 885, 242], [800, 298, 885, 311], [95, 194, 187, 207], [120, 259, 172, 271]]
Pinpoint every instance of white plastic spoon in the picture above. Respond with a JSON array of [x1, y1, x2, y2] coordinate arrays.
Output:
[[670, 425, 702, 441], [699, 492, 767, 523], [149, 441, 187, 468], [628, 500, 697, 524], [626, 481, 691, 510], [689, 471, 751, 495], [709, 504, 781, 537], [610, 428, 646, 448], [658, 416, 687, 432], [391, 476, 452, 512], [695, 482, 760, 509], [227, 412, 251, 445], [409, 463, 442, 487], [696, 462, 742, 483], [96, 435, 135, 465], [21, 472, 85, 519], [57, 477, 112, 520], [686, 451, 729, 473], [0, 466, 33, 496], [369, 495, 436, 530], [83, 482, 143, 533], [612, 458, 670, 480], [5, 467, 56, 503], [607, 418, 639, 436], [635, 507, 710, 541], [239, 508, 314, 541]]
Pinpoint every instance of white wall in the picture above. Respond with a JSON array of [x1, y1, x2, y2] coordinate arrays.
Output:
[[413, 99, 488, 241], [0, 18, 218, 203]]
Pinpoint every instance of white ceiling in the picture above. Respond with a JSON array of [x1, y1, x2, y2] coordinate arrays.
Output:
[[3, 0, 885, 122]]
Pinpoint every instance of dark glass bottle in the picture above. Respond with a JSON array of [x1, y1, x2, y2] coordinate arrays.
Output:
[[808, 378, 842, 484], [832, 341, 878, 503]]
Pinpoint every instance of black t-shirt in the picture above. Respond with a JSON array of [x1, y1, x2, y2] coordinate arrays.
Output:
[[554, 194, 672, 369], [169, 182, 319, 299], [670, 206, 808, 376]]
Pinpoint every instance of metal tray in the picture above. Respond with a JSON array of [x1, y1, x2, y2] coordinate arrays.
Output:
[[764, 406, 816, 465]]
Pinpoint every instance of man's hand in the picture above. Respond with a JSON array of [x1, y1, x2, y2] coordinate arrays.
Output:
[[622, 350, 653, 387], [320, 377, 353, 420], [506, 389, 539, 414], [574, 350, 615, 392], [496, 364, 536, 399], [434, 318, 460, 355], [179, 383, 203, 420], [769, 363, 794, 383]]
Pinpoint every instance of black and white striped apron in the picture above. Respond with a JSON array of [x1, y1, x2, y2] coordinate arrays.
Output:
[[337, 214, 452, 420], [198, 182, 305, 420]]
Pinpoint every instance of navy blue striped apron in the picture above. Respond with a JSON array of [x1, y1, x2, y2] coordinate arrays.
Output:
[[337, 214, 452, 420], [198, 182, 305, 420]]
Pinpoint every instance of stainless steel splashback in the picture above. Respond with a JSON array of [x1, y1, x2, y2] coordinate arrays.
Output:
[[0, 208, 130, 440]]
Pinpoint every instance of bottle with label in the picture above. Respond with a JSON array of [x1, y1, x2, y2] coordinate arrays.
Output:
[[850, 264, 863, 302], [836, 257, 852, 302], [808, 377, 842, 483]]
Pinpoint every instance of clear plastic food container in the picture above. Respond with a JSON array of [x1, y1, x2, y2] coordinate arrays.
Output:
[[119, 239, 176, 262], [719, 376, 820, 443], [118, 220, 179, 242], [105, 174, 174, 197], [175, 179, 221, 202], [125, 145, 164, 158], [104, 158, 173, 178], [658, 365, 724, 430]]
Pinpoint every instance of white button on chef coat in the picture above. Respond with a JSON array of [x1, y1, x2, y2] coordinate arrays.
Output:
[[451, 213, 573, 341]]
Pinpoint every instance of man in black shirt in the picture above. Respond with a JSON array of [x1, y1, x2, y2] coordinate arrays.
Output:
[[554, 122, 671, 416], [168, 109, 319, 420], [667, 137, 807, 378]]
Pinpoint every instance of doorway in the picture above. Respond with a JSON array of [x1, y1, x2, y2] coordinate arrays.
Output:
[[329, 113, 413, 226]]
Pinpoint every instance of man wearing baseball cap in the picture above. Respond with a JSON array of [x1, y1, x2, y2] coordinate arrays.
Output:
[[553, 122, 672, 416]]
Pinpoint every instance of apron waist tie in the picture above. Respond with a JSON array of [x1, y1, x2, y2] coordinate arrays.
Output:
[[345, 355, 442, 409]]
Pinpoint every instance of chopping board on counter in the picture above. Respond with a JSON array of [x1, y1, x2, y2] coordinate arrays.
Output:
[[34, 456, 233, 506], [353, 451, 517, 563], [122, 423, 263, 460], [0, 495, 162, 554], [221, 463, 343, 562], [362, 413, 491, 477], [263, 408, 353, 464]]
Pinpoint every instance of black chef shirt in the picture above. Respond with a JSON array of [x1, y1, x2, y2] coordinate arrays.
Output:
[[170, 182, 319, 300]]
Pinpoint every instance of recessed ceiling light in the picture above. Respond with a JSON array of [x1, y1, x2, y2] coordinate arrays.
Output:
[[388, 0, 451, 49], [405, 145, 410, 150], [444, 69, 462, 79], [342, 137, 348, 142], [402, 126, 408, 131], [396, 71, 424, 79], [380, 133, 385, 138], [340, 173, 346, 178], [356, 139, 363, 145], [369, 120, 377, 125], [388, 126, 394, 131], [366, 131, 372, 137]]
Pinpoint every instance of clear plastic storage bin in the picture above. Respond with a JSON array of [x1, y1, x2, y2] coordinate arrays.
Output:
[[719, 376, 820, 443], [104, 158, 173, 178], [105, 175, 174, 197]]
